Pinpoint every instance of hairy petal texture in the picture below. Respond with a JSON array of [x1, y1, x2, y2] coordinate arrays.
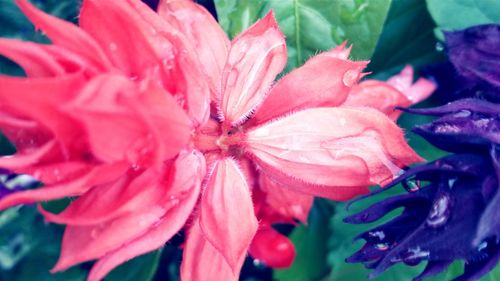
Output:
[[61, 150, 205, 280], [158, 0, 230, 101], [16, 0, 112, 71], [219, 12, 287, 125], [253, 45, 367, 124], [181, 217, 238, 281], [200, 158, 258, 274], [259, 174, 313, 223], [64, 74, 191, 165], [246, 107, 421, 200]]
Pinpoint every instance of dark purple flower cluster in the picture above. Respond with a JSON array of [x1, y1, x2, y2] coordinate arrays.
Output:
[[346, 24, 500, 281]]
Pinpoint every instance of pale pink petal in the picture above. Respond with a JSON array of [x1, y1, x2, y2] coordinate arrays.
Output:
[[199, 158, 258, 273], [16, 0, 112, 71], [343, 80, 412, 120], [245, 107, 422, 200], [181, 217, 238, 281], [158, 0, 230, 102], [252, 45, 367, 124], [219, 12, 287, 125], [249, 227, 295, 268], [259, 175, 313, 223], [386, 65, 436, 103], [0, 39, 65, 77], [85, 150, 206, 281], [0, 162, 128, 210], [0, 140, 57, 169]]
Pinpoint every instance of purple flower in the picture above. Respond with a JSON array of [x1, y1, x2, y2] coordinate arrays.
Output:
[[0, 168, 38, 199], [346, 24, 500, 281]]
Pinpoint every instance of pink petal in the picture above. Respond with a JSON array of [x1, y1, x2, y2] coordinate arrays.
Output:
[[386, 65, 436, 103], [158, 0, 230, 102], [245, 107, 422, 200], [199, 158, 258, 273], [85, 150, 205, 281], [343, 80, 412, 120], [259, 175, 313, 223], [64, 75, 191, 165], [39, 167, 165, 225], [0, 74, 86, 147], [16, 0, 112, 71], [0, 140, 57, 169], [0, 39, 65, 77], [252, 45, 367, 124], [248, 227, 295, 268], [0, 162, 128, 210], [181, 217, 238, 281], [219, 12, 287, 125]]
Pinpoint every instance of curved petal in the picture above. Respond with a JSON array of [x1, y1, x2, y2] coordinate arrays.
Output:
[[219, 12, 287, 125], [85, 150, 205, 281], [245, 107, 422, 198], [181, 217, 238, 281], [0, 162, 128, 210], [248, 227, 295, 268], [252, 45, 367, 124], [0, 39, 65, 77], [343, 80, 411, 120], [259, 175, 313, 223], [16, 0, 112, 71], [64, 75, 191, 165], [158, 0, 230, 102], [199, 158, 258, 273], [386, 65, 435, 104]]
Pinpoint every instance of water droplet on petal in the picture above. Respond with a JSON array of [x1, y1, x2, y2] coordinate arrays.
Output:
[[109, 42, 118, 52], [90, 228, 99, 238], [426, 193, 451, 228], [375, 243, 389, 251], [435, 42, 444, 52]]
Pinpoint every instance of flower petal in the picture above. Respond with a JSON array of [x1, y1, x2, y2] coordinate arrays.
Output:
[[253, 45, 367, 124], [219, 12, 287, 125], [199, 158, 258, 273], [16, 0, 112, 71], [386, 65, 435, 104], [181, 217, 238, 281], [82, 150, 205, 281], [158, 0, 230, 102], [259, 175, 313, 223], [246, 107, 422, 200], [0, 162, 128, 210], [248, 226, 295, 268]]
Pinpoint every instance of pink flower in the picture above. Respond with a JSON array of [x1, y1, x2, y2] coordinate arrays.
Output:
[[0, 0, 434, 280]]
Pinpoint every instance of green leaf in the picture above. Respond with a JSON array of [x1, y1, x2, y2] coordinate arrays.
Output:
[[215, 0, 392, 72], [274, 199, 334, 281], [426, 0, 500, 39], [367, 0, 445, 79], [105, 250, 162, 281]]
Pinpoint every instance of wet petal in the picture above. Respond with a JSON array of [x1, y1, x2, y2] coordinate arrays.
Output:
[[84, 150, 205, 281], [200, 158, 258, 273], [158, 0, 230, 101], [220, 12, 287, 125], [181, 217, 238, 281], [16, 0, 112, 71], [253, 45, 366, 124], [0, 162, 128, 210], [259, 175, 313, 223], [246, 107, 421, 200]]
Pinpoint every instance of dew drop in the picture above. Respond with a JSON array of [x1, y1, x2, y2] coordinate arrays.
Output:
[[109, 42, 118, 51], [253, 259, 266, 268], [435, 42, 444, 52], [90, 228, 99, 238], [374, 243, 389, 251], [342, 69, 359, 87], [426, 193, 451, 228]]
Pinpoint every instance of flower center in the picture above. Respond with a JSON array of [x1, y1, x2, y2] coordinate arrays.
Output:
[[194, 126, 245, 157]]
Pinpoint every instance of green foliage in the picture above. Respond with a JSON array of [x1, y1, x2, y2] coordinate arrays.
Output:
[[215, 0, 392, 72], [106, 250, 162, 281], [274, 200, 334, 281], [426, 0, 500, 39]]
